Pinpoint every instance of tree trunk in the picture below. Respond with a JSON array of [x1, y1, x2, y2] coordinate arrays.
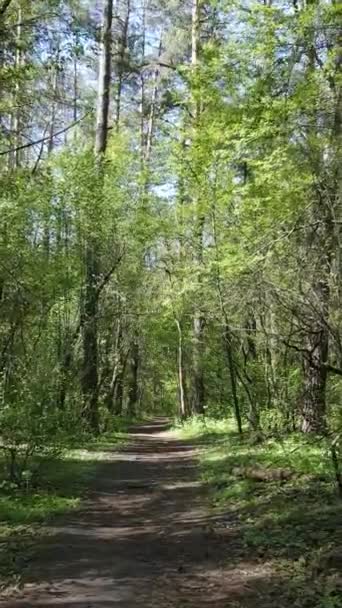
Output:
[[114, 0, 130, 130], [224, 325, 242, 435], [104, 316, 126, 413], [106, 355, 127, 416], [12, 3, 23, 168], [94, 0, 113, 157], [244, 314, 260, 430], [81, 246, 100, 430], [300, 6, 339, 433], [139, 0, 146, 161], [113, 360, 126, 415], [302, 280, 329, 433], [191, 0, 199, 66], [128, 339, 139, 417], [82, 0, 113, 432], [190, 0, 205, 415], [192, 314, 205, 414], [73, 51, 78, 123], [43, 52, 59, 255], [144, 35, 162, 163], [175, 319, 189, 418]]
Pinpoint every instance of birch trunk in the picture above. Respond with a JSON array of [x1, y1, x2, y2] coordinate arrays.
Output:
[[191, 0, 206, 415]]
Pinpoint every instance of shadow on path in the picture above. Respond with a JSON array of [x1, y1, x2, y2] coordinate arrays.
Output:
[[0, 418, 284, 608]]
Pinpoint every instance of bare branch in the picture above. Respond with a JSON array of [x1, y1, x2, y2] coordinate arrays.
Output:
[[324, 363, 342, 377], [0, 112, 91, 158], [96, 251, 125, 300]]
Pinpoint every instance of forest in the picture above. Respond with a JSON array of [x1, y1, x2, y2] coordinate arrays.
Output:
[[0, 0, 341, 606]]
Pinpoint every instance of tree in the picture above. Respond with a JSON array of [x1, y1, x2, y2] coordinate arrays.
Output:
[[0, 0, 341, 459], [81, 0, 113, 432]]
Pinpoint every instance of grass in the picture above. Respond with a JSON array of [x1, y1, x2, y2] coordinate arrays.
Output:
[[0, 425, 130, 591], [175, 416, 342, 608]]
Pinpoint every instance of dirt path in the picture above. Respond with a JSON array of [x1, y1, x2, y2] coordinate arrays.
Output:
[[1, 419, 272, 608]]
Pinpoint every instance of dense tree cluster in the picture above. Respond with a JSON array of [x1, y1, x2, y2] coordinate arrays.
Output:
[[0, 0, 341, 476]]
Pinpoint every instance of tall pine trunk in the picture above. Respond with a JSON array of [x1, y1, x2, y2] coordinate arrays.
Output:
[[300, 18, 334, 435], [191, 0, 205, 415], [82, 0, 113, 432], [114, 0, 130, 130]]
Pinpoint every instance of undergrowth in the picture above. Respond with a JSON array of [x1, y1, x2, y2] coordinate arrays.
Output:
[[0, 419, 131, 592], [175, 416, 342, 608]]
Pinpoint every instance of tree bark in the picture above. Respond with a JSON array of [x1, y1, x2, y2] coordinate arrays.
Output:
[[82, 0, 113, 432], [300, 12, 338, 434], [128, 339, 139, 416], [223, 326, 242, 435], [175, 319, 189, 418], [144, 34, 163, 163], [190, 0, 206, 415], [94, 0, 113, 157], [301, 280, 329, 433], [210, 175, 243, 432], [13, 3, 23, 168], [192, 313, 205, 414], [191, 0, 199, 66], [104, 316, 126, 414], [243, 314, 260, 430], [113, 366, 125, 415], [114, 0, 130, 131]]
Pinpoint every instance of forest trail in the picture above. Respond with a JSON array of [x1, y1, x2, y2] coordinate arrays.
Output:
[[1, 419, 272, 608]]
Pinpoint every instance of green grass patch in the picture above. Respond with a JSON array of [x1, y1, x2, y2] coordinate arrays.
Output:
[[173, 415, 233, 443], [175, 416, 342, 608], [0, 494, 78, 525]]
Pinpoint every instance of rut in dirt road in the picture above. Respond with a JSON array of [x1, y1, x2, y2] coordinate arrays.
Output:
[[1, 419, 269, 608]]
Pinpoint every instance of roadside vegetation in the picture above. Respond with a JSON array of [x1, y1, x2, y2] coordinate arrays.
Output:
[[0, 0, 341, 604], [175, 416, 342, 608], [0, 421, 130, 592]]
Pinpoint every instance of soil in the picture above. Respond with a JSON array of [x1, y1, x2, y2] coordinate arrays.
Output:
[[0, 419, 278, 608]]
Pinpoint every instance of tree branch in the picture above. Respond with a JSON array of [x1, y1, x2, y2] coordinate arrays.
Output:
[[0, 111, 91, 158], [324, 363, 342, 377], [96, 251, 125, 299], [134, 60, 178, 73]]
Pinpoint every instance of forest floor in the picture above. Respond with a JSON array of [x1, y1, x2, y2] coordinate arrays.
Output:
[[0, 417, 341, 608]]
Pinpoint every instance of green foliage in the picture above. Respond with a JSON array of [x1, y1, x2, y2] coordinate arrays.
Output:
[[175, 417, 342, 607], [0, 494, 78, 525], [0, 0, 341, 596]]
